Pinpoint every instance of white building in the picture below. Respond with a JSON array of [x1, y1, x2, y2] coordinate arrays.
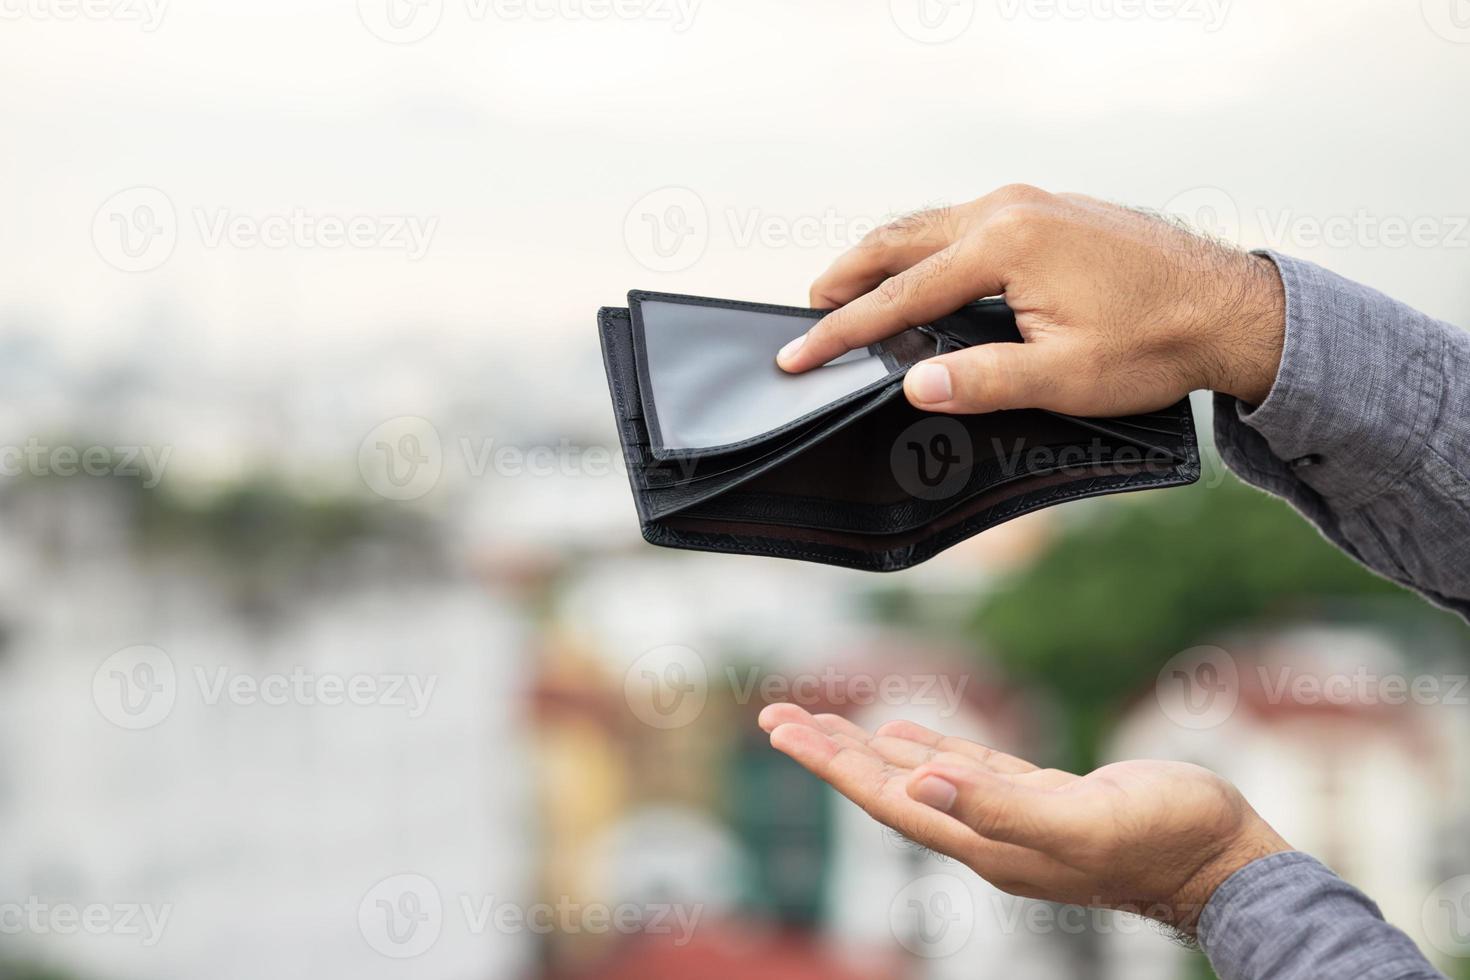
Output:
[[1101, 626, 1470, 979], [0, 478, 536, 980]]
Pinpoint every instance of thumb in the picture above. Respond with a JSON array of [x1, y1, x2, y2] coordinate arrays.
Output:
[[903, 341, 1071, 415], [907, 764, 1082, 851]]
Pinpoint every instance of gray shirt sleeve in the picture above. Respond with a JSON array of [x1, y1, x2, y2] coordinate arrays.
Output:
[[1213, 250, 1470, 621], [1198, 852, 1445, 980], [1207, 254, 1468, 978]]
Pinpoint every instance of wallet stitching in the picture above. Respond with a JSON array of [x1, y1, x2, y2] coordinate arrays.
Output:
[[598, 307, 659, 507], [625, 298, 672, 462]]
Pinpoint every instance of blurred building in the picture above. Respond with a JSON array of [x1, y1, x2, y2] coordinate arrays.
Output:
[[528, 549, 1075, 980], [1103, 625, 1470, 979], [0, 476, 537, 980]]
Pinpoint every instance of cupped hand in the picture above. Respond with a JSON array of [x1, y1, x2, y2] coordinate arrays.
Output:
[[776, 185, 1286, 416], [758, 702, 1290, 933]]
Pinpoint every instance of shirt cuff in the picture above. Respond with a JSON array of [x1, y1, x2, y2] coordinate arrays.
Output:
[[1198, 851, 1439, 980], [1216, 251, 1447, 510]]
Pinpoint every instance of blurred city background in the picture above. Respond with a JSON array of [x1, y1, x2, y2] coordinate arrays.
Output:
[[3, 1, 1470, 978]]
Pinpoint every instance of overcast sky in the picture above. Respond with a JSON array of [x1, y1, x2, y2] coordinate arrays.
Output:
[[2, 0, 1467, 392]]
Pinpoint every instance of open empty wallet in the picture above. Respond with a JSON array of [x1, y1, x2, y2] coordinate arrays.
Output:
[[596, 290, 1200, 571]]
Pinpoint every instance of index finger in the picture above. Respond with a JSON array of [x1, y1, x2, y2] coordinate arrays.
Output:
[[778, 241, 1006, 373], [809, 206, 967, 309], [768, 722, 1063, 882], [871, 719, 1039, 775]]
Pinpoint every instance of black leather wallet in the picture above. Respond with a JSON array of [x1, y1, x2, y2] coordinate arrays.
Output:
[[598, 290, 1199, 572]]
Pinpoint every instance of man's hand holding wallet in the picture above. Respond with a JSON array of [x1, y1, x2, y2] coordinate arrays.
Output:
[[602, 184, 1467, 979], [598, 184, 1287, 570]]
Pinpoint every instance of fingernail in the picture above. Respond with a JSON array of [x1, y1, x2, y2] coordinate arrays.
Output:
[[777, 334, 806, 366], [908, 362, 953, 404], [911, 775, 958, 812]]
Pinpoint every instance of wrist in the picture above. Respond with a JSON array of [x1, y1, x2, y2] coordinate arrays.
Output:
[[1165, 815, 1292, 936], [1199, 251, 1287, 406]]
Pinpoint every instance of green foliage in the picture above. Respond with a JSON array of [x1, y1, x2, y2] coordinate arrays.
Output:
[[5, 459, 443, 621], [133, 477, 387, 564], [1187, 950, 1221, 980], [0, 963, 81, 980], [967, 469, 1465, 770]]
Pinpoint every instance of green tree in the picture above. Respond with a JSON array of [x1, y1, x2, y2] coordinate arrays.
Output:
[[966, 472, 1464, 771]]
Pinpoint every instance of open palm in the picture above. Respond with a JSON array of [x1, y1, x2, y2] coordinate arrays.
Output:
[[758, 702, 1288, 931]]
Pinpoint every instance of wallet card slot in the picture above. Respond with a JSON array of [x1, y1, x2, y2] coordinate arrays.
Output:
[[648, 462, 1193, 572], [639, 381, 907, 520], [628, 290, 937, 460], [666, 398, 1193, 537], [677, 457, 1176, 540], [679, 445, 1175, 537], [641, 384, 896, 491]]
